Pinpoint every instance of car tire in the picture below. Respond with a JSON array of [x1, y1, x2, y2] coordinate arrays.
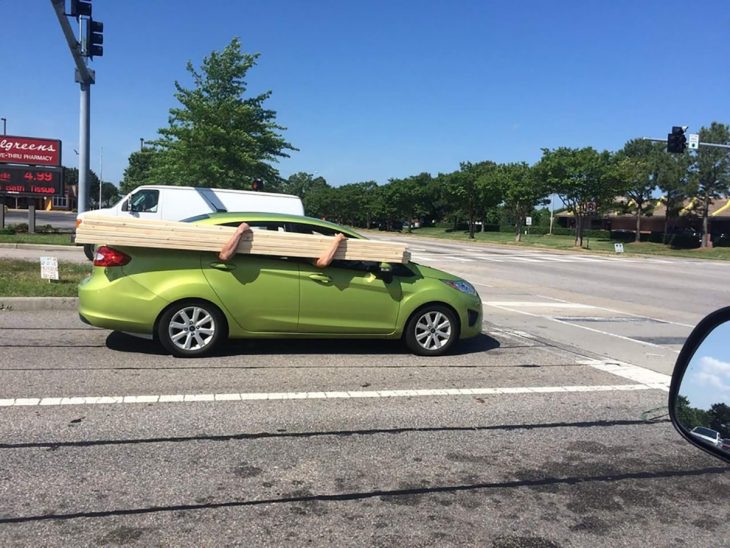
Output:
[[404, 304, 459, 356], [157, 300, 226, 358], [83, 243, 95, 261]]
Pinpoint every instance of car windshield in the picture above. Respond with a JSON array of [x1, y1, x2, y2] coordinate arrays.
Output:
[[692, 427, 718, 438]]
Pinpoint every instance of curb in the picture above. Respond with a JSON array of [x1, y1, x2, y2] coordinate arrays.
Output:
[[0, 243, 81, 252], [0, 297, 78, 311]]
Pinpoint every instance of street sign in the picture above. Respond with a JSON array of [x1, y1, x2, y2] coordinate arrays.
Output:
[[688, 133, 699, 150], [614, 243, 624, 254], [525, 216, 532, 226], [40, 256, 59, 280]]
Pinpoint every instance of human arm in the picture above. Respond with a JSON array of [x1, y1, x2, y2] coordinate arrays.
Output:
[[218, 222, 252, 261], [314, 233, 346, 268]]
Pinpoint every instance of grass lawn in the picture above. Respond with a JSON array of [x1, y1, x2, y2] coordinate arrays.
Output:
[[0, 233, 75, 246], [390, 227, 730, 260], [0, 260, 91, 297]]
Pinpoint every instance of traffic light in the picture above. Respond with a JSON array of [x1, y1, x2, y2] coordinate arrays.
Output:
[[84, 18, 104, 58], [69, 0, 92, 18], [667, 126, 687, 154], [251, 178, 264, 191]]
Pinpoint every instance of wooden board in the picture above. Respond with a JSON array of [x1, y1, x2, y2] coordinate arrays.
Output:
[[76, 216, 411, 263]]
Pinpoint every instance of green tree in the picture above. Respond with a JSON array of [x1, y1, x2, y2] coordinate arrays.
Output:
[[445, 161, 498, 239], [498, 162, 548, 242], [120, 147, 158, 194], [535, 147, 617, 247], [694, 122, 730, 247], [615, 139, 661, 242], [335, 181, 379, 227], [675, 395, 708, 430], [63, 167, 101, 209], [283, 172, 329, 200], [655, 149, 694, 244], [707, 402, 730, 438], [150, 38, 296, 188]]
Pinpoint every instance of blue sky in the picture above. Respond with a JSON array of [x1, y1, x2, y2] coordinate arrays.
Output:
[[3, 0, 730, 186]]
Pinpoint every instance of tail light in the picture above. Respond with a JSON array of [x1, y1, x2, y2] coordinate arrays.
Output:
[[93, 246, 131, 267]]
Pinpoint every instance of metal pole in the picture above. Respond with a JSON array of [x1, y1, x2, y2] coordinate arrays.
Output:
[[140, 138, 144, 151], [79, 82, 90, 213], [99, 146, 103, 208], [1, 118, 6, 135]]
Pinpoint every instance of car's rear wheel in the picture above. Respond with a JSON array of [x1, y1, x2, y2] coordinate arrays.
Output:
[[157, 300, 225, 357], [404, 304, 459, 356]]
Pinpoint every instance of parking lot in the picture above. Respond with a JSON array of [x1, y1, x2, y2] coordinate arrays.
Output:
[[0, 240, 728, 545]]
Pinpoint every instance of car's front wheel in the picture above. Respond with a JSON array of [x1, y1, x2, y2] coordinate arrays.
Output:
[[157, 300, 225, 357], [404, 304, 459, 356]]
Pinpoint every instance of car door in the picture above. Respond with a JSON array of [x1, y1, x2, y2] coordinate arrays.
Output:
[[202, 250, 300, 334], [298, 260, 402, 334]]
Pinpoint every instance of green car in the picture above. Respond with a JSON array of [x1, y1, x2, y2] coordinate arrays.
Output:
[[78, 213, 483, 357]]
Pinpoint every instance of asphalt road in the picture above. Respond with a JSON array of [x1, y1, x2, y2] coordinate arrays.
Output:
[[0, 236, 728, 545]]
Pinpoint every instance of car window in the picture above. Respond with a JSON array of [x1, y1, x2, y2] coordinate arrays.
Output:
[[289, 222, 339, 237], [130, 189, 159, 213], [221, 221, 286, 232]]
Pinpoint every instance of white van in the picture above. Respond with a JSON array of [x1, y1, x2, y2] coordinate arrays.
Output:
[[77, 185, 304, 258]]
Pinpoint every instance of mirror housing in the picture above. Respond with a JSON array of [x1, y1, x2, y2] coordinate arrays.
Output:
[[669, 306, 730, 463], [378, 262, 393, 284]]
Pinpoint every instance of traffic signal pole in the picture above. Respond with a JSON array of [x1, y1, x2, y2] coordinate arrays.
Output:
[[50, 0, 99, 214], [79, 81, 91, 213]]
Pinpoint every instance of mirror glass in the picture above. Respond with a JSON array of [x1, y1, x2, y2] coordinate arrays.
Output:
[[675, 320, 730, 454]]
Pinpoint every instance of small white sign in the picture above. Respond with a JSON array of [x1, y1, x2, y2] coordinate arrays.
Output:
[[525, 216, 532, 226], [614, 243, 624, 254], [688, 133, 699, 150], [40, 256, 59, 280]]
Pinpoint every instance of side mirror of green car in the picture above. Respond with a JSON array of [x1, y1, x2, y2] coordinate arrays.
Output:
[[378, 262, 393, 284]]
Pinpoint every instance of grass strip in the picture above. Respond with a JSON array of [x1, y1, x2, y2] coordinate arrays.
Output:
[[0, 260, 90, 297]]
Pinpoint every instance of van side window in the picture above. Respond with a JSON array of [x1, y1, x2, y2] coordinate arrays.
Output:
[[130, 190, 159, 213]]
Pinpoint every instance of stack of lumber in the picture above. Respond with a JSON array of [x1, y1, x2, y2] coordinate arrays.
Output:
[[76, 216, 411, 263]]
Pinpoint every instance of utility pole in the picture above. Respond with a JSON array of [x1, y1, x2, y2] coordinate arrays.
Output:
[[0, 118, 6, 135], [98, 146, 103, 208], [140, 138, 144, 152], [50, 0, 104, 214]]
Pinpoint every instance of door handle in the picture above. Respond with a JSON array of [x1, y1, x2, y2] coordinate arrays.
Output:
[[209, 262, 236, 271], [308, 273, 332, 283]]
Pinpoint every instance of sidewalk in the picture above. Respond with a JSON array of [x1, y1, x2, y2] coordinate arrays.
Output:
[[0, 243, 87, 263]]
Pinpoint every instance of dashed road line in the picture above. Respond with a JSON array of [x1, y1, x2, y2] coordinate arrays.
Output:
[[0, 384, 661, 408]]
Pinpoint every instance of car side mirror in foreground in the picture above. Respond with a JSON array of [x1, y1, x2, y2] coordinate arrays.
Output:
[[378, 263, 394, 284], [669, 307, 730, 463]]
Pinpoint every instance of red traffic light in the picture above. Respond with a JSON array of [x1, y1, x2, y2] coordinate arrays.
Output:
[[251, 179, 264, 191]]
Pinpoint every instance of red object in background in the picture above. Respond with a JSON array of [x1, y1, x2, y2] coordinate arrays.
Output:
[[0, 165, 62, 195], [0, 135, 62, 167]]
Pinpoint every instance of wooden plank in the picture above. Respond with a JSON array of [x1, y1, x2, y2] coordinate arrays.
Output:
[[77, 216, 411, 263]]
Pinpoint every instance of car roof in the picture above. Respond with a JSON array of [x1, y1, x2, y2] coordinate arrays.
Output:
[[186, 212, 364, 238]]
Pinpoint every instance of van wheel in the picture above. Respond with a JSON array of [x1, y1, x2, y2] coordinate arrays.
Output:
[[83, 244, 95, 261], [157, 300, 225, 357], [404, 305, 459, 356]]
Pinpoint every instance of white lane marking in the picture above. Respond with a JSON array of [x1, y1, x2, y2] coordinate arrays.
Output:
[[0, 384, 658, 408], [533, 294, 696, 329], [485, 301, 596, 309], [509, 257, 542, 263], [485, 301, 679, 352], [577, 359, 671, 391]]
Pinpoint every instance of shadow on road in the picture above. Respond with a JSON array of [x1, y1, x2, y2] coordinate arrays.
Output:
[[105, 332, 500, 357]]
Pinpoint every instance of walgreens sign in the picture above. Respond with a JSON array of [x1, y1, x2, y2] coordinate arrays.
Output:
[[0, 135, 62, 167]]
